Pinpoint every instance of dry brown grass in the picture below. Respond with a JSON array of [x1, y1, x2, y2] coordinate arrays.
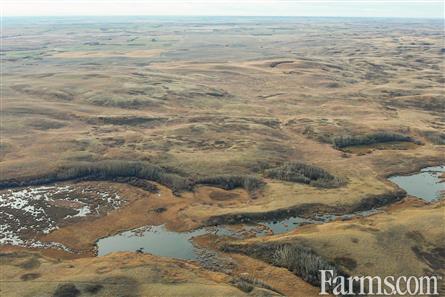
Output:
[[51, 49, 164, 58], [224, 199, 445, 281], [0, 251, 251, 297], [1, 17, 444, 296]]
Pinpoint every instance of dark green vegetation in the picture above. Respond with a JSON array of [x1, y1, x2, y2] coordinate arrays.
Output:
[[0, 160, 192, 194], [53, 283, 80, 297], [332, 132, 418, 149], [86, 116, 167, 127], [196, 175, 265, 193], [302, 124, 424, 152], [264, 162, 346, 188], [0, 160, 266, 195], [111, 177, 159, 193], [2, 158, 346, 194]]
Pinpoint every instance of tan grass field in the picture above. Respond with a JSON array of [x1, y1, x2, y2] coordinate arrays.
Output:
[[52, 49, 163, 58], [1, 17, 444, 296]]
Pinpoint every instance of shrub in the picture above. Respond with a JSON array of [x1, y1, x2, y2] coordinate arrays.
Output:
[[332, 132, 416, 148], [222, 242, 349, 293], [57, 161, 193, 193], [231, 279, 254, 293], [231, 274, 282, 294], [53, 283, 80, 297], [86, 116, 165, 126], [264, 162, 345, 188], [86, 96, 158, 109], [83, 284, 104, 294], [112, 177, 159, 193], [0, 160, 192, 194], [272, 244, 338, 285], [1, 161, 269, 195], [421, 130, 445, 145], [195, 175, 265, 193]]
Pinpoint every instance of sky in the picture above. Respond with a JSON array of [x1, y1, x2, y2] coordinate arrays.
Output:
[[2, 0, 444, 18]]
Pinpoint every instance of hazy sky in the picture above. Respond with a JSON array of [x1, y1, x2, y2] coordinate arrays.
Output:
[[2, 0, 444, 18]]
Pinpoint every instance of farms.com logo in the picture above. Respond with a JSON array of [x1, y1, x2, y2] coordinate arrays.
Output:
[[319, 270, 442, 296]]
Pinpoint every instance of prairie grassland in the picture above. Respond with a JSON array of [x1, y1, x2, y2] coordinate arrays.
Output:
[[1, 17, 444, 296], [0, 251, 263, 297], [222, 199, 445, 291]]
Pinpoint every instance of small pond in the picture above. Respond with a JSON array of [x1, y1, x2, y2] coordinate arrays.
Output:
[[97, 225, 207, 259], [388, 165, 444, 202], [96, 210, 378, 259]]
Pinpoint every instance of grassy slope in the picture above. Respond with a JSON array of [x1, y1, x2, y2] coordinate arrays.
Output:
[[1, 18, 444, 296], [224, 199, 445, 279], [0, 251, 259, 297]]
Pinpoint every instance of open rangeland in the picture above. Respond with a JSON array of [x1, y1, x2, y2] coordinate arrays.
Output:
[[1, 17, 444, 296]]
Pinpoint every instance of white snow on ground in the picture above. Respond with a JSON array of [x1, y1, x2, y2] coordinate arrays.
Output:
[[66, 204, 91, 218], [0, 184, 124, 250], [0, 230, 24, 245], [28, 240, 73, 252]]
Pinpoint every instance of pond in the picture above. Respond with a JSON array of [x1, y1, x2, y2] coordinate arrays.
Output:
[[96, 209, 379, 260], [388, 165, 444, 202], [96, 165, 444, 260], [96, 225, 207, 259]]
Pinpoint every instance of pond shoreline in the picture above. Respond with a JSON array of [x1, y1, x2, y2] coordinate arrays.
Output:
[[95, 164, 443, 260], [204, 190, 405, 226], [1, 164, 442, 262]]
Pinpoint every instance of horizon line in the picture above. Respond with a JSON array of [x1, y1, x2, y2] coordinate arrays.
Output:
[[3, 15, 444, 20]]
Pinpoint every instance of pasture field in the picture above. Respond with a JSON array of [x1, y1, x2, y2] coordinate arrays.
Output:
[[1, 17, 444, 296]]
